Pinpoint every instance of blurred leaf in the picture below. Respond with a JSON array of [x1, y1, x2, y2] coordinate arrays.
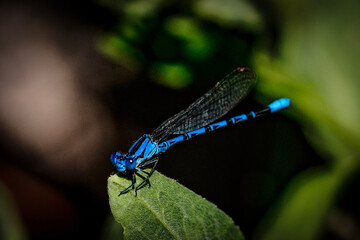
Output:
[[124, 0, 159, 18], [165, 16, 215, 61], [255, 0, 360, 160], [102, 215, 124, 240], [108, 171, 244, 240], [256, 161, 356, 240], [118, 20, 144, 43], [124, 0, 171, 18], [0, 182, 27, 240], [253, 0, 360, 239], [192, 0, 262, 31], [98, 34, 144, 71], [98, 0, 169, 17], [254, 53, 360, 160], [150, 62, 193, 89]]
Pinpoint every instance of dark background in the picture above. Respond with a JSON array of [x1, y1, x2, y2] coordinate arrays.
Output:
[[0, 0, 359, 240]]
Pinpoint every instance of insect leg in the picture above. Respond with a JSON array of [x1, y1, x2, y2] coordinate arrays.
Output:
[[135, 157, 159, 194], [118, 172, 136, 196]]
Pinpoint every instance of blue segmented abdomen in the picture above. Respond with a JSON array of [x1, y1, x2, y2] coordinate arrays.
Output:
[[228, 114, 248, 124], [157, 114, 249, 152], [268, 98, 291, 113], [157, 98, 291, 153]]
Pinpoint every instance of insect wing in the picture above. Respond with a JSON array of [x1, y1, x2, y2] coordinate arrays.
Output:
[[151, 67, 256, 142]]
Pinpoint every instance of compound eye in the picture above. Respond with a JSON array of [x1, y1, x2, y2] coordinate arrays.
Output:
[[129, 158, 133, 164], [110, 152, 118, 164]]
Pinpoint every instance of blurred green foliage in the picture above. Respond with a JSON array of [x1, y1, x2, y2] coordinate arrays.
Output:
[[98, 0, 259, 88], [0, 183, 27, 240], [98, 0, 360, 239], [150, 62, 193, 89], [254, 1, 360, 239], [102, 216, 125, 240], [164, 17, 215, 61], [193, 0, 262, 31]]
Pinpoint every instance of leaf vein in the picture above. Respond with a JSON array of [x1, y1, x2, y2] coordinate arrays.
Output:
[[138, 197, 181, 240]]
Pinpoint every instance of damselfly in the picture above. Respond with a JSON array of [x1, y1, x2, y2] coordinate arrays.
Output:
[[110, 67, 291, 195]]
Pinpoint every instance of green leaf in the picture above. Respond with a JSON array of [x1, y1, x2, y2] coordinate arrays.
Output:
[[108, 171, 244, 240]]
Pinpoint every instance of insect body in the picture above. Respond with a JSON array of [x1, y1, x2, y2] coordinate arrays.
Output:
[[110, 67, 291, 195]]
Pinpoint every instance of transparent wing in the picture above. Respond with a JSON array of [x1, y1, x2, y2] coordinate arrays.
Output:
[[151, 67, 256, 143]]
